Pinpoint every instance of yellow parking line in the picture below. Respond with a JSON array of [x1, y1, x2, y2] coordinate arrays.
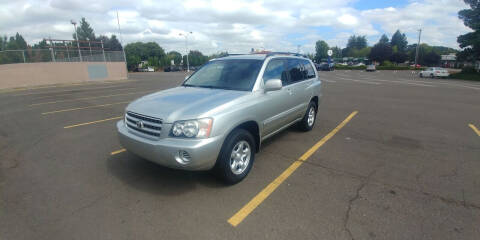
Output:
[[111, 149, 126, 155], [30, 90, 153, 106], [41, 101, 130, 115], [33, 87, 137, 100], [13, 85, 133, 97], [227, 110, 358, 227], [1, 79, 136, 94], [469, 124, 480, 136], [64, 116, 123, 129]]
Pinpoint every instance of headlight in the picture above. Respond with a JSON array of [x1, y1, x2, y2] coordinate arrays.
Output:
[[171, 118, 213, 138]]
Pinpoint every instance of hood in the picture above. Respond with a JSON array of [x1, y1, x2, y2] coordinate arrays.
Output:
[[126, 86, 250, 123]]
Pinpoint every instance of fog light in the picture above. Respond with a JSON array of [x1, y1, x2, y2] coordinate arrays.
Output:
[[175, 150, 192, 164]]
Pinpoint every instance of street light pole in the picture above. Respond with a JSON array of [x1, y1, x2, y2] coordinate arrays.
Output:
[[179, 32, 192, 72], [71, 20, 82, 62], [414, 29, 422, 69]]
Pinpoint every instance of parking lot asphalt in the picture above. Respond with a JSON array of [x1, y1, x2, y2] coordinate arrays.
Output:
[[1, 70, 479, 240]]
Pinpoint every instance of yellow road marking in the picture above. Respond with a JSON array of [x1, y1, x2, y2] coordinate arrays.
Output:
[[41, 101, 130, 115], [469, 124, 480, 136], [227, 111, 358, 227], [64, 116, 123, 129], [33, 87, 136, 100], [30, 90, 153, 106], [1, 79, 135, 94], [111, 149, 126, 155]]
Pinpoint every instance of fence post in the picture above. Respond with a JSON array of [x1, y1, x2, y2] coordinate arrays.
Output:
[[50, 48, 55, 62], [22, 50, 26, 63], [101, 40, 106, 62], [65, 41, 70, 62]]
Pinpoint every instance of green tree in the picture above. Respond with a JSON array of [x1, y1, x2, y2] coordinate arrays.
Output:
[[423, 51, 441, 66], [349, 47, 371, 58], [314, 40, 329, 62], [390, 30, 408, 53], [167, 51, 183, 65], [124, 42, 166, 71], [98, 35, 123, 51], [331, 46, 342, 58], [390, 52, 408, 64], [457, 0, 480, 62], [347, 35, 368, 49], [73, 17, 96, 41], [208, 51, 229, 60], [369, 42, 392, 63], [183, 50, 208, 67], [379, 34, 389, 44]]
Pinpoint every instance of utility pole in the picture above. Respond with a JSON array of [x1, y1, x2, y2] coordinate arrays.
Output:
[[117, 11, 127, 69], [414, 29, 422, 69], [71, 20, 82, 62]]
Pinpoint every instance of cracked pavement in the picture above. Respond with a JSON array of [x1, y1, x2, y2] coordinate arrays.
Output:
[[0, 70, 479, 239]]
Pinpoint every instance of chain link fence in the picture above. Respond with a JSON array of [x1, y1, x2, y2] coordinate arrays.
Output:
[[0, 49, 125, 65]]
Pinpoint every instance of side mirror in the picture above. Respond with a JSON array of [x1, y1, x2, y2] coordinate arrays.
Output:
[[264, 79, 282, 92]]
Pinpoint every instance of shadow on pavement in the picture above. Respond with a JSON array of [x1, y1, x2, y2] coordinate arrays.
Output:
[[106, 151, 228, 196]]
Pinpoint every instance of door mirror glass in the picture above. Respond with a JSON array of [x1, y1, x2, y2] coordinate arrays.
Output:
[[264, 79, 282, 92]]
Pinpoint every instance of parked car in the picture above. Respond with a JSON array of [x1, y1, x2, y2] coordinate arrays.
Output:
[[366, 64, 376, 72], [164, 66, 182, 72], [317, 63, 334, 71], [419, 67, 449, 78], [117, 53, 322, 183]]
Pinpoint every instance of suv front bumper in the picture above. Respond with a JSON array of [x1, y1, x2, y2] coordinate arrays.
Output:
[[116, 121, 223, 171]]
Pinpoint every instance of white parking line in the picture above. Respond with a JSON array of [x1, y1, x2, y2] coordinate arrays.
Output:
[[399, 78, 480, 90], [359, 78, 435, 87], [335, 77, 381, 85], [323, 79, 337, 83]]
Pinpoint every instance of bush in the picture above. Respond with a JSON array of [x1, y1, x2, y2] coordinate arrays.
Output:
[[381, 60, 394, 66], [450, 72, 480, 81], [334, 65, 366, 70], [376, 66, 409, 70], [461, 66, 477, 73]]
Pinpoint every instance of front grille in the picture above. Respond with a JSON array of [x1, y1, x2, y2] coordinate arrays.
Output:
[[125, 111, 162, 138]]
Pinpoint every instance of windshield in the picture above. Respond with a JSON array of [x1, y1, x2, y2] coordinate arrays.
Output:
[[183, 59, 263, 91]]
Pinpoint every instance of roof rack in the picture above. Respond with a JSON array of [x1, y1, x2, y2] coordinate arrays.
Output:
[[265, 52, 306, 58], [215, 52, 307, 59]]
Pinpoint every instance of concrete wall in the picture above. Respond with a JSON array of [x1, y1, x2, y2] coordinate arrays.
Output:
[[0, 62, 128, 90]]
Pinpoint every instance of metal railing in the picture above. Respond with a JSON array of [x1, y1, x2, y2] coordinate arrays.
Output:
[[0, 49, 125, 65]]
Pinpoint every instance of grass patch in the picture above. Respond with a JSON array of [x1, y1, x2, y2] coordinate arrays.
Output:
[[334, 65, 366, 70], [449, 72, 480, 81], [334, 65, 426, 71]]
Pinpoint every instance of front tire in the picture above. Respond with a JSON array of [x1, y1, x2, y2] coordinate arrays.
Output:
[[298, 101, 317, 131], [214, 129, 255, 184]]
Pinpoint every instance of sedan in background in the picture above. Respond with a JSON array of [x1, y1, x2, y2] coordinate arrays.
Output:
[[366, 64, 376, 72], [419, 67, 449, 78]]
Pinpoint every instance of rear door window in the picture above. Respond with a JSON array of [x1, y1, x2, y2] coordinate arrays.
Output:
[[286, 59, 306, 84], [263, 59, 289, 86], [302, 60, 316, 79]]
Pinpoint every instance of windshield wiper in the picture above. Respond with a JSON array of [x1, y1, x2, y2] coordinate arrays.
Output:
[[182, 83, 197, 87]]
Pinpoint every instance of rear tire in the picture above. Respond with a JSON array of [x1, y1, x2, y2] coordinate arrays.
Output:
[[298, 101, 317, 131], [419, 73, 423, 78], [214, 129, 255, 184]]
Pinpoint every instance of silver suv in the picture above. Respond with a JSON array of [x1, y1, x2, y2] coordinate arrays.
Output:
[[117, 53, 322, 183]]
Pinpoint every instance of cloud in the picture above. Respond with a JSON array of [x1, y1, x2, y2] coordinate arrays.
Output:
[[0, 0, 472, 54]]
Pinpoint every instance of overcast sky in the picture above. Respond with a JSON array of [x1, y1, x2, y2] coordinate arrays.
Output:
[[0, 0, 471, 54]]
